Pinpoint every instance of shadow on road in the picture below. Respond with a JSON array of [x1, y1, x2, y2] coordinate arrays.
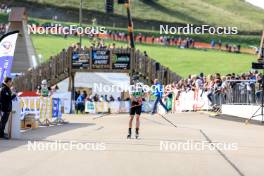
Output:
[[0, 122, 95, 153]]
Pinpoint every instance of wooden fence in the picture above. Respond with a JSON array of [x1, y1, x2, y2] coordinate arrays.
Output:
[[13, 47, 181, 91]]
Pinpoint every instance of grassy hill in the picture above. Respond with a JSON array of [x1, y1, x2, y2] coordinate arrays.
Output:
[[23, 16, 260, 47], [1, 0, 261, 77], [32, 34, 257, 77], [13, 0, 264, 32]]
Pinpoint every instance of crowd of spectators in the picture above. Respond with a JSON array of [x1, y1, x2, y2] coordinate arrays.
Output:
[[37, 38, 262, 114], [71, 39, 127, 52], [29, 21, 248, 53], [210, 39, 241, 53], [72, 70, 263, 114], [0, 3, 9, 36], [164, 71, 262, 111], [0, 3, 11, 14], [108, 31, 195, 48], [108, 31, 244, 53], [74, 90, 118, 114]]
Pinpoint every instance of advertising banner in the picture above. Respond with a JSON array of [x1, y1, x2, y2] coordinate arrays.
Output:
[[112, 53, 130, 70], [20, 97, 62, 120], [85, 101, 96, 113], [91, 49, 110, 69], [52, 98, 62, 118], [0, 31, 19, 83], [72, 51, 90, 69]]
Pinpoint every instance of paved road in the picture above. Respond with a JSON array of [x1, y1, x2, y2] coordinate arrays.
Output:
[[0, 112, 264, 176]]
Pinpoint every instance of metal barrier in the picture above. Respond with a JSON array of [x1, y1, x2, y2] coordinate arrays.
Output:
[[215, 80, 260, 106]]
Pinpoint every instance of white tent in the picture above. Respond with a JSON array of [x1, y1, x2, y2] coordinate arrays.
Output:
[[56, 72, 130, 99]]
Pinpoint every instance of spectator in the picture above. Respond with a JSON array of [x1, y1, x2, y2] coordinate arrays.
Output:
[[109, 95, 115, 102], [104, 95, 109, 102], [76, 93, 85, 114], [75, 90, 80, 101], [0, 77, 16, 139], [211, 39, 215, 48], [83, 90, 87, 99]]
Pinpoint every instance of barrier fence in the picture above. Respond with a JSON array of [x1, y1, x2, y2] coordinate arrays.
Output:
[[73, 89, 212, 114], [207, 80, 261, 106], [19, 96, 62, 125], [18, 80, 262, 122], [223, 80, 260, 105]]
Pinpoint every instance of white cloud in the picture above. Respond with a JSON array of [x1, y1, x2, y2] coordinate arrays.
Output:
[[246, 0, 264, 9]]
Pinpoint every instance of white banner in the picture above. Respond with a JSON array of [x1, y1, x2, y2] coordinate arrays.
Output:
[[109, 102, 120, 113], [85, 101, 96, 113], [20, 97, 40, 120], [0, 31, 19, 82], [173, 90, 211, 112], [19, 96, 53, 120], [52, 92, 71, 114], [81, 90, 212, 115]]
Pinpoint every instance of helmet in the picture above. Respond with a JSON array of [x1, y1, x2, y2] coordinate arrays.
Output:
[[41, 80, 47, 85]]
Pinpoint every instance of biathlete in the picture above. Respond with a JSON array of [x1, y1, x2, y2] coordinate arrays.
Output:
[[127, 81, 145, 139]]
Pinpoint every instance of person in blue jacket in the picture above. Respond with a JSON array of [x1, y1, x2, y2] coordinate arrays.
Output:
[[76, 93, 85, 114], [151, 79, 169, 115]]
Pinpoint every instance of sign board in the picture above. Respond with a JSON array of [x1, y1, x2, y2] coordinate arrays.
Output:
[[52, 98, 62, 118], [91, 49, 110, 69], [112, 53, 130, 70], [72, 50, 90, 69]]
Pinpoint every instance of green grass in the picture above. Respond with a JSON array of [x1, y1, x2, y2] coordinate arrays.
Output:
[[23, 0, 264, 32], [31, 34, 257, 77], [33, 18, 261, 47], [139, 45, 256, 77], [27, 16, 261, 47], [0, 11, 261, 47]]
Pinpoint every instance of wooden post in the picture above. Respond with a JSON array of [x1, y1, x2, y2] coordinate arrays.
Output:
[[7, 113, 12, 139], [130, 48, 135, 84], [259, 30, 264, 61], [110, 49, 113, 70], [66, 46, 75, 114], [67, 47, 73, 91], [124, 0, 135, 49], [70, 72, 75, 114]]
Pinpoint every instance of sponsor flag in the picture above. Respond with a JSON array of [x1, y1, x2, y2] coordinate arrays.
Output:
[[0, 31, 19, 82]]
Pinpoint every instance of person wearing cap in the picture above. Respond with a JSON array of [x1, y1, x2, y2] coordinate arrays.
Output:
[[40, 80, 49, 97], [0, 77, 16, 139]]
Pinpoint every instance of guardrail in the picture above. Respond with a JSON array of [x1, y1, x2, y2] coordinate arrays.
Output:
[[218, 80, 259, 105]]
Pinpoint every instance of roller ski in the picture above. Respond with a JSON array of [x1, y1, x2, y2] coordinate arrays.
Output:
[[127, 128, 132, 139], [135, 133, 139, 139], [135, 128, 139, 139]]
